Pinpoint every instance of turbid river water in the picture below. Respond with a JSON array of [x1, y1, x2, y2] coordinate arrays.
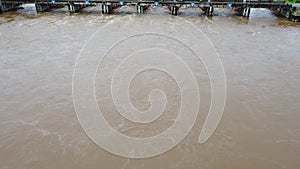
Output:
[[0, 4, 299, 169]]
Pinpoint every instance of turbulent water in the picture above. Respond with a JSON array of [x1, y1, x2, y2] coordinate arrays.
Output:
[[0, 4, 300, 169]]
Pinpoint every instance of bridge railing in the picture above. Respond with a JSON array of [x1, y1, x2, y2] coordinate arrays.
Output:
[[2, 0, 288, 2]]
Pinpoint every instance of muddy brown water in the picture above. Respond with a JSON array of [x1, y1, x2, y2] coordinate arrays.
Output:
[[0, 4, 300, 169]]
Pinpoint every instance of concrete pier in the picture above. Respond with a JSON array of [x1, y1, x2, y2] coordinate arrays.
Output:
[[170, 5, 180, 15], [237, 7, 251, 17], [0, 1, 21, 12], [242, 7, 251, 17], [205, 6, 214, 16], [35, 3, 51, 12], [102, 2, 112, 14], [136, 4, 148, 14], [68, 3, 83, 13], [278, 7, 292, 19]]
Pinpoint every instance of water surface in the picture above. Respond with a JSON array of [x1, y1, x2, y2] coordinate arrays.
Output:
[[0, 5, 300, 169]]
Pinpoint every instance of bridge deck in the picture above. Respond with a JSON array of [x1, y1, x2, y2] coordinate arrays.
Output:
[[1, 1, 291, 9], [1, 0, 298, 21], [0, 0, 289, 6]]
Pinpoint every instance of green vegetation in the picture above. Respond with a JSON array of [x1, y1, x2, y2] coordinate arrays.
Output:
[[285, 0, 300, 3]]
